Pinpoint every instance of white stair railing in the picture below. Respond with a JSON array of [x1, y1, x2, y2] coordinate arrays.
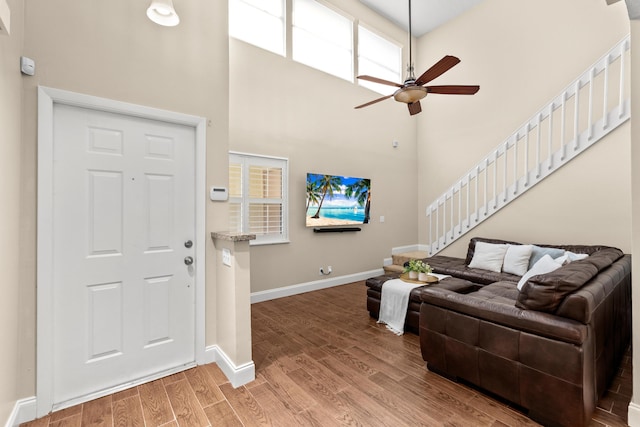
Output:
[[426, 36, 631, 255]]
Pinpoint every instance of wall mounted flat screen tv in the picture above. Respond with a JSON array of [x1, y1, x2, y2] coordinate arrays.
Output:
[[306, 173, 371, 227]]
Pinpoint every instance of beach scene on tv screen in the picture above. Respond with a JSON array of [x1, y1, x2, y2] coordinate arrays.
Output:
[[306, 173, 371, 227]]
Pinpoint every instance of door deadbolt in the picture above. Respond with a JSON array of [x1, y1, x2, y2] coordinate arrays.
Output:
[[184, 256, 194, 265], [184, 240, 193, 248]]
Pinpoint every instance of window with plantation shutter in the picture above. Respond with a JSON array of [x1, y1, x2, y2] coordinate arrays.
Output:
[[229, 153, 288, 245]]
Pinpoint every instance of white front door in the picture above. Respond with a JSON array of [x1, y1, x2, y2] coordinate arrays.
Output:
[[49, 103, 196, 407]]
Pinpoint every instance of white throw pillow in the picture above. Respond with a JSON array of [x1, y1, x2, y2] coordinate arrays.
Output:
[[468, 242, 508, 273], [528, 245, 565, 269], [517, 254, 562, 291], [502, 244, 533, 276]]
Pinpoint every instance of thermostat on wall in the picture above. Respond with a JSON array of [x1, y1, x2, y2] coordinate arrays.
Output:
[[210, 186, 228, 201]]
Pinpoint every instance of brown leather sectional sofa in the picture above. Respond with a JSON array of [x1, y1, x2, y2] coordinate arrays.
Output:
[[366, 237, 631, 427]]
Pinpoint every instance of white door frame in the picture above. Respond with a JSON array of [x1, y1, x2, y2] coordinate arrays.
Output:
[[36, 86, 207, 417]]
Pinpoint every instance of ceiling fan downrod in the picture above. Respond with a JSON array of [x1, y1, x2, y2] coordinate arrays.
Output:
[[406, 0, 416, 82]]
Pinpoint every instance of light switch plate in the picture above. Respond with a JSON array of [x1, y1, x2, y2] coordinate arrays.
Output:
[[222, 248, 231, 267]]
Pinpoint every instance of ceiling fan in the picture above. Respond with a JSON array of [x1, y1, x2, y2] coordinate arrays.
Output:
[[355, 0, 479, 116]]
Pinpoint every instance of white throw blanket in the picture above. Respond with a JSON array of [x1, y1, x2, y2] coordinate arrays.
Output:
[[378, 274, 451, 335]]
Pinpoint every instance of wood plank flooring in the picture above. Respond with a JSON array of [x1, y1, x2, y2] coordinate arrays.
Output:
[[22, 281, 631, 426]]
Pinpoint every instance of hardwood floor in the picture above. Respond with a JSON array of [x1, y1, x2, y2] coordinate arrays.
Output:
[[22, 281, 631, 426]]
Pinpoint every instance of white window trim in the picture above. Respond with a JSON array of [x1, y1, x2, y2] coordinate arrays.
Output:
[[229, 151, 289, 245]]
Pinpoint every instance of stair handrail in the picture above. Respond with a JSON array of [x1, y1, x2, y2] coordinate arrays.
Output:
[[426, 35, 631, 255]]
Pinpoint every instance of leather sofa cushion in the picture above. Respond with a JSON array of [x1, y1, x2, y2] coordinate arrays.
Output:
[[516, 247, 624, 313], [427, 255, 521, 285], [421, 281, 588, 345]]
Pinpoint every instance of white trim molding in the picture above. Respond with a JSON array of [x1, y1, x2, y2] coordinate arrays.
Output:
[[629, 401, 640, 427], [250, 268, 384, 304], [205, 346, 255, 388], [5, 397, 36, 427]]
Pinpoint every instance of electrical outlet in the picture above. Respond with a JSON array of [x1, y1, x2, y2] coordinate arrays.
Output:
[[320, 266, 332, 276]]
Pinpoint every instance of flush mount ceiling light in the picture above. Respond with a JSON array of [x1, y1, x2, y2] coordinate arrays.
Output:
[[147, 0, 180, 27]]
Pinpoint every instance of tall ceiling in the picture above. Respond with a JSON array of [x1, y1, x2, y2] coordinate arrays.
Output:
[[359, 0, 484, 37]]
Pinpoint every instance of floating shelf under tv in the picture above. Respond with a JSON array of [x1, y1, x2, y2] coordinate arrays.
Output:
[[313, 227, 361, 233]]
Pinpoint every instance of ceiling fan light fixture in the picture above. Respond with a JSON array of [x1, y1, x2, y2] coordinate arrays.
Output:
[[147, 0, 180, 26], [394, 86, 427, 104]]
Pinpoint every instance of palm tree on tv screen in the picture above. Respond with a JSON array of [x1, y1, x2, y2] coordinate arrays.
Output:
[[345, 178, 371, 223], [306, 180, 322, 213], [311, 174, 342, 219]]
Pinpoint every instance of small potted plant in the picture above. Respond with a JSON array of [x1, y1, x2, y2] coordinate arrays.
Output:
[[417, 261, 433, 282], [404, 259, 431, 280]]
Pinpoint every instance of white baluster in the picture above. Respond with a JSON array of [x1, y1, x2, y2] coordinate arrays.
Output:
[[524, 124, 529, 187], [503, 142, 508, 202], [587, 67, 594, 141], [574, 81, 580, 151], [513, 135, 518, 195], [536, 114, 541, 179], [619, 42, 626, 118], [603, 55, 609, 130], [493, 150, 498, 209], [548, 103, 554, 170], [560, 92, 566, 161], [450, 192, 454, 239], [466, 174, 470, 229], [458, 184, 462, 235]]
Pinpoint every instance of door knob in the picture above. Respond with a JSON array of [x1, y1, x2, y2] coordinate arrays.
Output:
[[184, 256, 194, 265]]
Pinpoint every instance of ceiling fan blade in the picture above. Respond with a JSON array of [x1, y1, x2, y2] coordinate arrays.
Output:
[[426, 85, 480, 95], [354, 94, 394, 109], [415, 55, 461, 86], [408, 101, 422, 116], [357, 75, 403, 88]]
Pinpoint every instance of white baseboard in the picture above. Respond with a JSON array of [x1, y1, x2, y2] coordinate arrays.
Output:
[[391, 244, 421, 255], [250, 268, 384, 304], [205, 345, 255, 388], [5, 396, 36, 427], [628, 401, 640, 427]]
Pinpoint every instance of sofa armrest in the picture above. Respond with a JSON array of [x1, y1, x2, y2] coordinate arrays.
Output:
[[420, 284, 587, 345]]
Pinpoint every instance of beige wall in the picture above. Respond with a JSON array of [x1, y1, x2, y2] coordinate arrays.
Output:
[[416, 0, 632, 257], [229, 0, 419, 293], [0, 0, 24, 421], [16, 0, 230, 398]]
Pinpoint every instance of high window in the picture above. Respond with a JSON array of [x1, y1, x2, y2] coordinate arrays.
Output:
[[292, 0, 353, 82], [229, 153, 289, 245], [229, 0, 286, 56], [228, 0, 402, 95], [358, 25, 403, 95]]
